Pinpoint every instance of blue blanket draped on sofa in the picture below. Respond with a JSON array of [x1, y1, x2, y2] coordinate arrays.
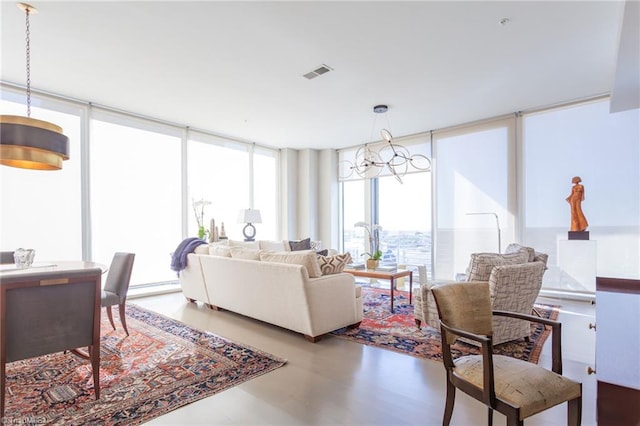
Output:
[[171, 237, 207, 273]]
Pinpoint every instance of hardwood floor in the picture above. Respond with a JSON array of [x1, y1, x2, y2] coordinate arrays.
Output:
[[131, 290, 597, 425]]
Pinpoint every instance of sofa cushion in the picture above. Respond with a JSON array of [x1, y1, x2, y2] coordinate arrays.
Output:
[[259, 240, 288, 252], [317, 252, 352, 275], [209, 246, 232, 257], [260, 251, 322, 278], [230, 247, 262, 260], [289, 237, 311, 251], [466, 252, 530, 281]]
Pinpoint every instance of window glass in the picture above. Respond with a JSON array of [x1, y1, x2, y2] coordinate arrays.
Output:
[[187, 134, 250, 241], [1, 97, 82, 261], [433, 118, 515, 279], [90, 115, 182, 285], [253, 148, 278, 240], [378, 172, 432, 280], [341, 179, 366, 259], [523, 100, 640, 287]]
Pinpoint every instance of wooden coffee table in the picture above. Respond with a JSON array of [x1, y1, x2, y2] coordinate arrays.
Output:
[[344, 268, 413, 312]]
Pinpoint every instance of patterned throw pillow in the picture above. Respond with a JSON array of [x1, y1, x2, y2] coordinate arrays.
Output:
[[289, 237, 311, 251], [317, 252, 353, 275], [466, 252, 530, 281]]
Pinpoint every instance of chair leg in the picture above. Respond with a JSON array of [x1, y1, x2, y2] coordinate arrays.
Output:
[[106, 306, 116, 330], [505, 411, 523, 426], [118, 303, 129, 336], [443, 379, 456, 426], [487, 407, 493, 425], [415, 319, 422, 328], [568, 396, 582, 426]]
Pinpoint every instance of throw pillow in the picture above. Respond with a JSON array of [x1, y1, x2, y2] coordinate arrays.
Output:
[[466, 251, 530, 281], [289, 237, 311, 251], [228, 240, 260, 249], [209, 246, 232, 257], [316, 249, 329, 256], [260, 251, 322, 278], [229, 247, 262, 260], [317, 252, 353, 275], [259, 240, 287, 252]]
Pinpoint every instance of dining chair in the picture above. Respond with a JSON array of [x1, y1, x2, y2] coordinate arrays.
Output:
[[431, 281, 582, 426], [102, 252, 135, 336]]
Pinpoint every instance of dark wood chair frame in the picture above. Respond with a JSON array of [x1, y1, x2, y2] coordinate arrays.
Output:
[[437, 309, 582, 426]]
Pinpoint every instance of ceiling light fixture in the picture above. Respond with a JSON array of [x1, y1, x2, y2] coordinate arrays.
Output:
[[0, 3, 69, 170], [341, 105, 431, 183]]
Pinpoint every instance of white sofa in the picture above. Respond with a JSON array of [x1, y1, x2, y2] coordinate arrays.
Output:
[[179, 244, 363, 342]]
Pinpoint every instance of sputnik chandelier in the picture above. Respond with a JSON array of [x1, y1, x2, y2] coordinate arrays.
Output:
[[340, 105, 431, 183]]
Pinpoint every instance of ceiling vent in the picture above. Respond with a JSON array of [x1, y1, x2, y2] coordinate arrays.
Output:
[[303, 64, 333, 80]]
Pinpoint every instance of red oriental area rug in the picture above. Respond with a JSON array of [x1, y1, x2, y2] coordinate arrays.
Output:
[[3, 305, 286, 425], [331, 286, 559, 364]]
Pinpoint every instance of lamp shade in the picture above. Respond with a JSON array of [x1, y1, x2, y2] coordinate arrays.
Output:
[[0, 115, 69, 170], [238, 209, 262, 224]]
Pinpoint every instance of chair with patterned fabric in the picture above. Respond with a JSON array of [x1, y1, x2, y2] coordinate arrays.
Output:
[[414, 244, 547, 345], [431, 281, 582, 426]]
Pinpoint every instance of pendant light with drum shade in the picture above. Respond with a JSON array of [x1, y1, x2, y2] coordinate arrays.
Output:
[[0, 3, 69, 171]]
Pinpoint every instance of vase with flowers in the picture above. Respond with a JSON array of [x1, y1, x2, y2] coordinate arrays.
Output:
[[192, 198, 212, 240], [354, 221, 383, 269]]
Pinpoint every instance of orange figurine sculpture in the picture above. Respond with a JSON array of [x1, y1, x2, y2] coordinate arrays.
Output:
[[566, 176, 588, 232]]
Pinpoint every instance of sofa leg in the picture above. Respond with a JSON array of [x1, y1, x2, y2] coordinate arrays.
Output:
[[415, 319, 422, 328], [207, 304, 221, 311], [186, 297, 196, 303], [305, 334, 322, 343], [347, 321, 361, 329]]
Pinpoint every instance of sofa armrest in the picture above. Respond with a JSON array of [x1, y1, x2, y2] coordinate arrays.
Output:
[[305, 273, 362, 335]]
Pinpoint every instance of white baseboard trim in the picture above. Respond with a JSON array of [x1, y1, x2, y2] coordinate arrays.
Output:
[[539, 288, 595, 303], [128, 281, 181, 300]]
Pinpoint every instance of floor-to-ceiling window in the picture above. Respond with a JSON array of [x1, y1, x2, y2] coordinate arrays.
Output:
[[339, 135, 432, 280], [523, 99, 640, 292], [432, 117, 516, 280], [253, 146, 278, 240], [378, 172, 431, 278], [1, 93, 83, 261], [186, 134, 278, 242], [2, 84, 280, 287], [90, 110, 183, 285], [341, 179, 366, 259], [187, 132, 250, 242]]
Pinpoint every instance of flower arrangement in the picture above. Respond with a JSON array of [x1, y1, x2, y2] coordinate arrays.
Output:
[[354, 222, 383, 260], [192, 198, 211, 239]]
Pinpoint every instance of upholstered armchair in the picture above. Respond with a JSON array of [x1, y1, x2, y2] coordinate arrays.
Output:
[[413, 244, 548, 345]]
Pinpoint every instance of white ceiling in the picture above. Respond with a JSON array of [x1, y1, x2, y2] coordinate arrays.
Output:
[[0, 1, 627, 150]]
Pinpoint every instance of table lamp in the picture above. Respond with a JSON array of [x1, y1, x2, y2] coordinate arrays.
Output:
[[238, 209, 262, 242]]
